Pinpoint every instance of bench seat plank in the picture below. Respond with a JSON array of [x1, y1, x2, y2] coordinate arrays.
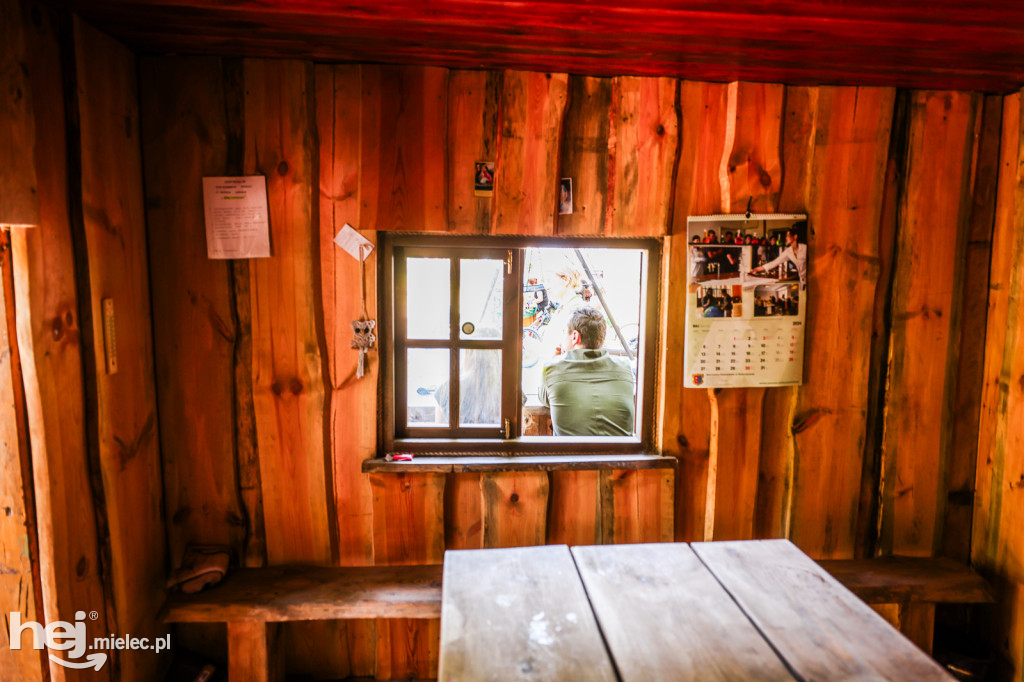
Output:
[[572, 543, 795, 681], [818, 556, 994, 604], [162, 564, 443, 623], [439, 545, 617, 682], [693, 540, 954, 681]]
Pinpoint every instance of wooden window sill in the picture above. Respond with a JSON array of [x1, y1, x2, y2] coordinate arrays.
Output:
[[362, 454, 676, 474]]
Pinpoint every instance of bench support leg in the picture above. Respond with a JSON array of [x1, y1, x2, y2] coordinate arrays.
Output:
[[227, 621, 284, 682], [899, 602, 935, 655]]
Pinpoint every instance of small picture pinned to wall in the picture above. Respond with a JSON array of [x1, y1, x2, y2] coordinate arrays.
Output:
[[474, 162, 494, 197], [559, 178, 573, 215]]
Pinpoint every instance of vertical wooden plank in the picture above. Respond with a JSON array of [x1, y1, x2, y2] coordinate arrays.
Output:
[[972, 93, 1020, 570], [720, 81, 784, 214], [481, 472, 549, 548], [943, 94, 1001, 563], [15, 6, 111, 679], [444, 472, 483, 550], [447, 69, 501, 234], [600, 469, 673, 544], [608, 76, 678, 237], [0, 0, 40, 228], [663, 81, 728, 541], [140, 56, 243, 565], [73, 18, 169, 679], [972, 88, 1024, 682], [250, 59, 346, 678], [317, 64, 375, 568], [880, 90, 978, 557], [361, 65, 448, 232], [672, 80, 729, 230], [0, 230, 47, 681], [492, 70, 568, 235], [547, 470, 601, 546], [370, 473, 445, 566], [755, 85, 818, 540], [244, 58, 332, 566], [556, 75, 611, 236], [855, 90, 907, 560], [709, 388, 765, 541], [704, 81, 782, 542], [788, 86, 895, 559], [370, 473, 444, 680]]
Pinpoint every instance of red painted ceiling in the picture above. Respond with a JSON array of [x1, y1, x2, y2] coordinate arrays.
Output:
[[57, 1, 1024, 92]]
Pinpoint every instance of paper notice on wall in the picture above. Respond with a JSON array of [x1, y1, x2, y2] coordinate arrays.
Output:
[[334, 223, 374, 261], [684, 213, 808, 388], [202, 176, 271, 259]]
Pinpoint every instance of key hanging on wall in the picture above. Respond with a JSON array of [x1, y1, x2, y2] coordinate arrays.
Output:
[[335, 225, 376, 379]]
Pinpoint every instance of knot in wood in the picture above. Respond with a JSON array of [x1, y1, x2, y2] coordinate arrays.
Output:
[[289, 378, 303, 395], [277, 161, 289, 176], [510, 493, 519, 503], [51, 317, 63, 340], [656, 124, 665, 135], [76, 556, 89, 578]]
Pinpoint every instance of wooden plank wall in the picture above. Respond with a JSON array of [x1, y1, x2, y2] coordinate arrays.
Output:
[[1, 5, 170, 681], [136, 60, 1005, 679], [973, 89, 1024, 681]]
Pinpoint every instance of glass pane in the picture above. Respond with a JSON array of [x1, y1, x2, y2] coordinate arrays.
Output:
[[460, 259, 503, 340], [459, 349, 502, 427], [406, 257, 450, 339], [521, 247, 642, 437], [407, 349, 449, 427]]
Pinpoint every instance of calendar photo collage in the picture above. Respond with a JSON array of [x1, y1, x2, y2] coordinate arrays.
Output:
[[683, 213, 808, 388]]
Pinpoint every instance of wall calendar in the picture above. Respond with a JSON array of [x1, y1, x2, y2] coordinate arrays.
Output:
[[684, 213, 808, 388]]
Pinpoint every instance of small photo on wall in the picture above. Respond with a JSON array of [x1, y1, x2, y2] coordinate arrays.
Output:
[[474, 162, 494, 197], [559, 178, 573, 215]]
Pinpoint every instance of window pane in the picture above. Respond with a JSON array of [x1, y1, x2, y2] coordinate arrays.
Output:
[[407, 348, 449, 427], [521, 247, 642, 437], [407, 257, 450, 339], [460, 259, 503, 340], [459, 349, 502, 426]]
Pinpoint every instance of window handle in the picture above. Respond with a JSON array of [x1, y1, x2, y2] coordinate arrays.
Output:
[[506, 250, 513, 274], [504, 418, 511, 439]]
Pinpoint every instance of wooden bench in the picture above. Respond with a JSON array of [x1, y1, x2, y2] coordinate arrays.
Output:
[[161, 564, 443, 682], [819, 556, 994, 654]]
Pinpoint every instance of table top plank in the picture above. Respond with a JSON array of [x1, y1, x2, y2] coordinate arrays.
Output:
[[693, 540, 954, 681], [162, 564, 443, 622], [439, 545, 618, 682], [572, 543, 795, 682]]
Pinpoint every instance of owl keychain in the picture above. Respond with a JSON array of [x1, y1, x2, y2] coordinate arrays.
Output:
[[350, 243, 376, 378]]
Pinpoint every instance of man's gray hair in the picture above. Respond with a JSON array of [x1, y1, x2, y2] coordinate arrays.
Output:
[[567, 306, 606, 349]]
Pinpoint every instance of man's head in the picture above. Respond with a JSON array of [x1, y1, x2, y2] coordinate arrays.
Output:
[[565, 306, 606, 350]]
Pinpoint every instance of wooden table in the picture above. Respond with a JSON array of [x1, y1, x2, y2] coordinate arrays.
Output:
[[438, 540, 954, 681]]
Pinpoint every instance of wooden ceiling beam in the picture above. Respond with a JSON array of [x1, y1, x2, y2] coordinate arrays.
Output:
[[58, 0, 1024, 92]]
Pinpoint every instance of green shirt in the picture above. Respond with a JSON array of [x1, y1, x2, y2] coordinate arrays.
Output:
[[538, 349, 635, 436]]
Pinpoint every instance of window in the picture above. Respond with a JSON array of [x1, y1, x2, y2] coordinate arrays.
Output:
[[380, 234, 660, 455]]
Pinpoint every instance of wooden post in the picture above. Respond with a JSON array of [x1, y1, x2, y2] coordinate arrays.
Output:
[[227, 621, 284, 682]]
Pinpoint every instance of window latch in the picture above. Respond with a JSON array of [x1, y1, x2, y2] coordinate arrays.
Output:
[[504, 418, 511, 439], [505, 250, 513, 274]]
